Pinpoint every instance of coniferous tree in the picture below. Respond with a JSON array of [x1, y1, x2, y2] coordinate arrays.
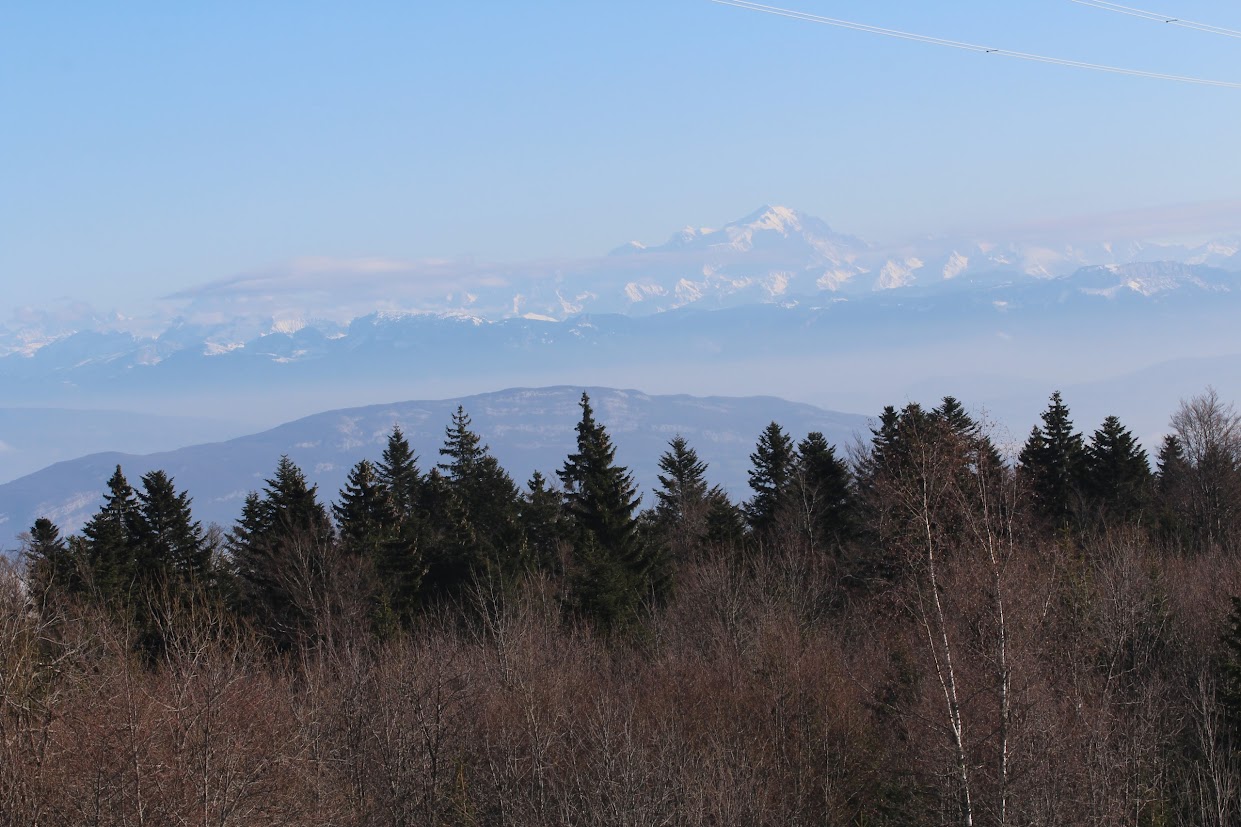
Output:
[[852, 401, 972, 586], [334, 459, 394, 561], [22, 517, 75, 612], [745, 422, 798, 541], [933, 396, 1004, 471], [652, 435, 718, 562], [133, 470, 211, 592], [425, 407, 525, 599], [80, 465, 142, 606], [704, 492, 747, 552], [793, 431, 855, 553], [1083, 415, 1152, 525], [377, 425, 423, 524], [374, 426, 427, 623], [521, 471, 568, 577], [1154, 434, 1191, 550], [559, 392, 659, 628], [1018, 391, 1087, 529], [228, 456, 334, 647]]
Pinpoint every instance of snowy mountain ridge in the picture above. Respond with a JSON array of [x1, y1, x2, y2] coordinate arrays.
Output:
[[4, 205, 1237, 361]]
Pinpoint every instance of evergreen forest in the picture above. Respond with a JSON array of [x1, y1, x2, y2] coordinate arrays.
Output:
[[6, 388, 1241, 826]]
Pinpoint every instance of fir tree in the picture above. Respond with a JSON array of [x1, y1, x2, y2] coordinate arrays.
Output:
[[426, 407, 524, 599], [745, 422, 797, 540], [1083, 415, 1152, 525], [559, 392, 659, 628], [652, 435, 716, 561], [377, 424, 423, 523], [133, 470, 211, 591], [334, 459, 394, 561], [521, 471, 568, 576], [22, 517, 76, 612], [703, 492, 747, 551], [793, 431, 855, 553], [228, 456, 334, 647], [1019, 391, 1087, 528], [80, 465, 142, 605], [374, 426, 427, 623], [1154, 434, 1191, 550]]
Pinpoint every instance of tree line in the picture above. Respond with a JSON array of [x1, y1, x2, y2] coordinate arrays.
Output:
[[6, 387, 1241, 825]]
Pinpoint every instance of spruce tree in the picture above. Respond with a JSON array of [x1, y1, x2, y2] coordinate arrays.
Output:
[[377, 425, 423, 523], [80, 465, 142, 605], [793, 431, 855, 553], [745, 421, 797, 540], [1154, 434, 1191, 550], [133, 470, 211, 591], [1019, 391, 1088, 528], [521, 471, 568, 576], [652, 435, 716, 561], [228, 456, 334, 647], [334, 459, 394, 561], [1083, 415, 1152, 525], [374, 426, 427, 623], [22, 517, 76, 612], [426, 407, 524, 599], [559, 392, 657, 628]]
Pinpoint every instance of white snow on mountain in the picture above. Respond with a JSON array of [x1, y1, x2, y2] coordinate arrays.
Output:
[[942, 252, 969, 280], [4, 205, 1239, 361], [877, 258, 924, 290]]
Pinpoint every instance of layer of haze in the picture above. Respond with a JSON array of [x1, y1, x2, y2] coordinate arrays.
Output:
[[3, 0, 1241, 314]]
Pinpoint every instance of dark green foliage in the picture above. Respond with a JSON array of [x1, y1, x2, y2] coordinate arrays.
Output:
[[792, 431, 855, 553], [22, 517, 74, 612], [80, 465, 142, 605], [852, 399, 1012, 589], [228, 455, 334, 647], [49, 467, 215, 657], [703, 492, 747, 551], [1019, 391, 1088, 528], [373, 426, 428, 624], [654, 436, 710, 525], [559, 393, 662, 629], [652, 435, 726, 562], [133, 469, 211, 590], [745, 421, 797, 540], [1154, 435, 1191, 550], [1083, 415, 1152, 525], [376, 425, 423, 523], [521, 471, 568, 576], [420, 407, 525, 603], [334, 459, 394, 560]]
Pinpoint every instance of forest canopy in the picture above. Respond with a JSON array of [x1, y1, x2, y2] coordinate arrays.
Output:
[[6, 387, 1241, 826]]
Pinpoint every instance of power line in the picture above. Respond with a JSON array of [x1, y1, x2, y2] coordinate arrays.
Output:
[[1068, 0, 1241, 40], [709, 0, 1241, 88]]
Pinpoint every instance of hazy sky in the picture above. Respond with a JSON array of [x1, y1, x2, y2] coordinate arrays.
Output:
[[3, 0, 1240, 312]]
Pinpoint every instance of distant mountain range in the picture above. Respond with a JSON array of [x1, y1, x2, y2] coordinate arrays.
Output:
[[4, 205, 1238, 355], [0, 386, 869, 553], [0, 205, 1237, 498]]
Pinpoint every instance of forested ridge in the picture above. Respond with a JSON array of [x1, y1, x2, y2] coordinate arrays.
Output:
[[5, 388, 1241, 826]]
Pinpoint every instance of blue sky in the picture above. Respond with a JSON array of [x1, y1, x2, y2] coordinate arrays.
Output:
[[3, 0, 1239, 312]]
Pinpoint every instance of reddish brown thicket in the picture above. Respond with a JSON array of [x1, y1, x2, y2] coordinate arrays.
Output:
[[3, 534, 1241, 826]]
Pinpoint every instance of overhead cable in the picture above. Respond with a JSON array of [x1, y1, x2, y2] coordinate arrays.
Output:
[[709, 0, 1241, 88], [1068, 0, 1241, 40]]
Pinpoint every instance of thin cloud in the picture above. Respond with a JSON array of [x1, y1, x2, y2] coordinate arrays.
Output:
[[945, 200, 1241, 245]]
